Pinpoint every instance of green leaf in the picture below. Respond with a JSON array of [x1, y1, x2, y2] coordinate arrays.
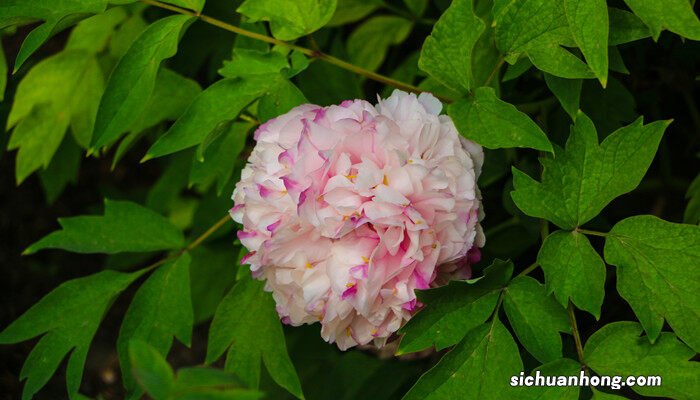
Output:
[[91, 14, 194, 149], [591, 388, 627, 400], [173, 367, 263, 400], [118, 254, 193, 395], [219, 49, 289, 79], [25, 199, 184, 254], [0, 269, 144, 400], [564, 0, 608, 86], [684, 174, 700, 224], [584, 321, 700, 400], [258, 79, 308, 123], [604, 216, 700, 351], [207, 277, 304, 399], [128, 339, 175, 400], [520, 358, 582, 400], [347, 16, 412, 71], [511, 112, 670, 229], [494, 0, 594, 79], [537, 230, 606, 318], [403, 319, 523, 400], [397, 259, 513, 354], [328, 0, 380, 27], [38, 136, 82, 203], [7, 50, 102, 183], [404, 0, 427, 16], [0, 41, 6, 101], [161, 0, 205, 13], [418, 0, 484, 94], [448, 87, 553, 152], [608, 8, 652, 45], [237, 0, 337, 41], [502, 57, 532, 82], [65, 6, 128, 54], [189, 122, 253, 193], [0, 0, 108, 70], [544, 74, 582, 119], [623, 0, 700, 41], [145, 75, 278, 159], [503, 276, 570, 363], [190, 245, 240, 324]]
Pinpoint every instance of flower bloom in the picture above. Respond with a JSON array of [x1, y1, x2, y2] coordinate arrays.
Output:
[[231, 90, 484, 350]]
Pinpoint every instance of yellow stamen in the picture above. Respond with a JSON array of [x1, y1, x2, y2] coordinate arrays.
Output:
[[280, 190, 288, 194], [346, 327, 352, 337], [305, 262, 313, 269], [371, 328, 378, 335], [415, 220, 423, 225], [346, 282, 355, 288], [382, 175, 389, 185], [407, 159, 414, 164], [346, 174, 357, 179], [432, 243, 438, 249], [361, 256, 370, 263]]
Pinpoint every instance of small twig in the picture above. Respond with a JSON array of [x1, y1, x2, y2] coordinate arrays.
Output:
[[567, 301, 585, 364]]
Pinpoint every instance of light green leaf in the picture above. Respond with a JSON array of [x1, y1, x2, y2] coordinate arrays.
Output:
[[623, 0, 700, 41], [418, 0, 484, 94], [91, 14, 194, 149], [520, 358, 582, 400], [189, 122, 253, 193], [145, 75, 278, 159], [604, 216, 700, 351], [39, 136, 82, 204], [511, 112, 670, 229], [544, 74, 582, 119], [609, 8, 651, 45], [403, 319, 523, 400], [503, 276, 570, 363], [537, 230, 606, 318], [128, 339, 175, 400], [237, 0, 337, 41], [448, 87, 553, 152], [65, 6, 128, 54], [591, 388, 628, 400], [328, 0, 380, 27], [564, 0, 608, 85], [25, 199, 184, 254], [584, 321, 700, 400], [398, 259, 513, 355], [118, 254, 193, 395], [0, 0, 108, 70], [207, 277, 304, 399], [173, 367, 263, 400], [524, 38, 594, 79], [7, 49, 102, 182], [347, 16, 412, 71], [0, 269, 144, 400]]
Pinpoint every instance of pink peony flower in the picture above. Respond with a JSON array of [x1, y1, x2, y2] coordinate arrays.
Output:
[[231, 90, 485, 350]]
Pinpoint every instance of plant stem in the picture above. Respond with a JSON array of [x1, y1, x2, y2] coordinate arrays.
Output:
[[484, 57, 505, 87], [140, 0, 449, 102], [576, 228, 608, 237], [516, 262, 539, 278], [567, 301, 585, 364]]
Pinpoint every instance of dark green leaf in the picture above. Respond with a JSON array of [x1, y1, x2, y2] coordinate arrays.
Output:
[[25, 199, 184, 254], [118, 254, 193, 394], [347, 16, 412, 71], [537, 230, 606, 318], [128, 339, 175, 400], [403, 319, 523, 400], [564, 0, 608, 86], [584, 321, 700, 399], [503, 276, 570, 363], [608, 8, 651, 45], [398, 259, 513, 354], [38, 136, 82, 203], [684, 174, 700, 224], [511, 112, 670, 229], [190, 245, 240, 324], [91, 14, 194, 149], [520, 358, 582, 400], [190, 122, 252, 193], [207, 277, 304, 399], [418, 0, 484, 94], [448, 87, 553, 152], [328, 0, 380, 27], [0, 40, 6, 101], [544, 74, 582, 119], [0, 269, 144, 400], [237, 0, 337, 41], [258, 79, 308, 123], [604, 216, 700, 351]]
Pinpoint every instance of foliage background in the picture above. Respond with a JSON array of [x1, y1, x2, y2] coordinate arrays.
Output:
[[0, 0, 699, 399]]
